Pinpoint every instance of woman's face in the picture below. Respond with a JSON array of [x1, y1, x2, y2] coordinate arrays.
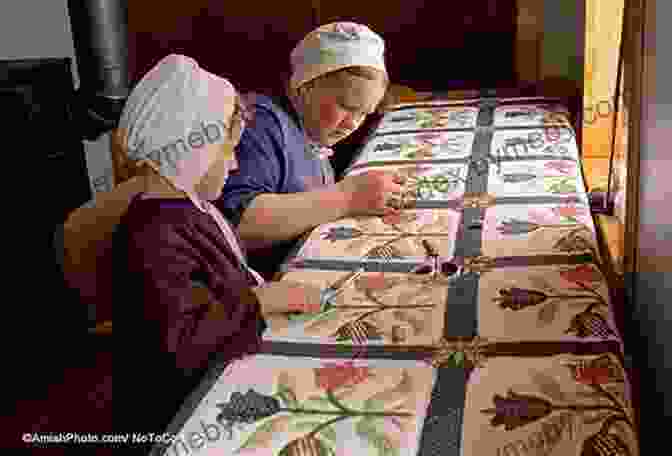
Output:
[[300, 71, 386, 146], [194, 99, 245, 200]]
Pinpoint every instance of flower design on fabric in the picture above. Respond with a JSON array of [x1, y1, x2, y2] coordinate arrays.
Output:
[[554, 228, 595, 253], [482, 373, 635, 454], [570, 366, 614, 385], [314, 362, 371, 391], [416, 133, 446, 145], [545, 160, 576, 175], [501, 172, 538, 184], [399, 142, 434, 160], [481, 390, 554, 431], [321, 226, 364, 242], [229, 368, 416, 456], [494, 268, 610, 331], [381, 212, 418, 226], [552, 202, 589, 219], [334, 320, 384, 344], [560, 265, 603, 286], [279, 436, 330, 456], [566, 311, 616, 338], [581, 431, 631, 456], [355, 273, 392, 292], [494, 288, 549, 310], [216, 390, 282, 426], [545, 177, 578, 194], [497, 219, 543, 235], [565, 355, 625, 385]]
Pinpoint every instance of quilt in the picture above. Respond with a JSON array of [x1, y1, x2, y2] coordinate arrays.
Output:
[[151, 95, 638, 456]]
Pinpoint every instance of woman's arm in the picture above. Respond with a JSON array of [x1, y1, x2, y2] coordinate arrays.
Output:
[[124, 221, 265, 372], [238, 184, 350, 245]]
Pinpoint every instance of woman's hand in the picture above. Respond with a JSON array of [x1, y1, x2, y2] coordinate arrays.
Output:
[[337, 170, 405, 217], [252, 280, 323, 315]]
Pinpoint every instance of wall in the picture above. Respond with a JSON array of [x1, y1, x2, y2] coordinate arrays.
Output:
[[514, 0, 585, 149], [128, 0, 517, 94], [0, 0, 115, 198], [515, 0, 585, 92]]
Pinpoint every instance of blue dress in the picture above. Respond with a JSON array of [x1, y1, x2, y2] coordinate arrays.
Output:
[[214, 94, 335, 278]]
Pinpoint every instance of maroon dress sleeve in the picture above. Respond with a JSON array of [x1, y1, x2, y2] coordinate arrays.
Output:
[[121, 206, 265, 373]]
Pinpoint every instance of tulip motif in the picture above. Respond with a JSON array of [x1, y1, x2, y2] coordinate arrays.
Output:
[[496, 218, 584, 236], [481, 390, 554, 431]]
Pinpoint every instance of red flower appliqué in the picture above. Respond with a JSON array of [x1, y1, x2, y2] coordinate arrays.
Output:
[[559, 265, 603, 285], [552, 203, 588, 218], [382, 212, 417, 225], [355, 272, 389, 292], [572, 366, 612, 385], [382, 213, 403, 225], [314, 361, 370, 391]]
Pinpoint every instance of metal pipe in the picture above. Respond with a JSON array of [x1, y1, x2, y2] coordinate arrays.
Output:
[[67, 0, 129, 99], [67, 0, 130, 138]]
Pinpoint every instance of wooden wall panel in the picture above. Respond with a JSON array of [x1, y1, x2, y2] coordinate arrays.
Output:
[[128, 1, 316, 95], [318, 0, 517, 90], [515, 0, 543, 84], [128, 1, 517, 94]]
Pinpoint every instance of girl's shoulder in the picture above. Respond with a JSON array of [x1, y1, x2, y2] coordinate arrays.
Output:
[[246, 93, 302, 139], [121, 197, 202, 235]]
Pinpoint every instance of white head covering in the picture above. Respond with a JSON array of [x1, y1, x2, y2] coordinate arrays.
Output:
[[118, 54, 238, 212], [289, 22, 387, 90], [117, 54, 264, 285]]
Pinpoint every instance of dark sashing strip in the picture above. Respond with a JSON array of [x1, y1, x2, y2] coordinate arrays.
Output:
[[412, 200, 465, 210], [476, 103, 497, 127], [417, 368, 468, 456], [282, 253, 595, 273], [260, 341, 434, 360], [457, 208, 485, 257], [443, 99, 496, 339], [491, 253, 595, 268], [257, 339, 623, 362], [444, 272, 480, 338], [283, 259, 425, 273]]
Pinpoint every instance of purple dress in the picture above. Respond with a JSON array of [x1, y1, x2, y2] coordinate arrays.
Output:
[[112, 195, 267, 438]]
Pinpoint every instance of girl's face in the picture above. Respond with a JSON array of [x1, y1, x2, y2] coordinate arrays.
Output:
[[194, 97, 246, 200], [300, 71, 386, 146]]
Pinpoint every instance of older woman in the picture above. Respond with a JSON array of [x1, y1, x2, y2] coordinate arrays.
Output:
[[215, 22, 405, 279], [77, 55, 324, 439]]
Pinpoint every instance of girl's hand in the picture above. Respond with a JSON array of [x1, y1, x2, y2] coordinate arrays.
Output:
[[337, 170, 405, 216]]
